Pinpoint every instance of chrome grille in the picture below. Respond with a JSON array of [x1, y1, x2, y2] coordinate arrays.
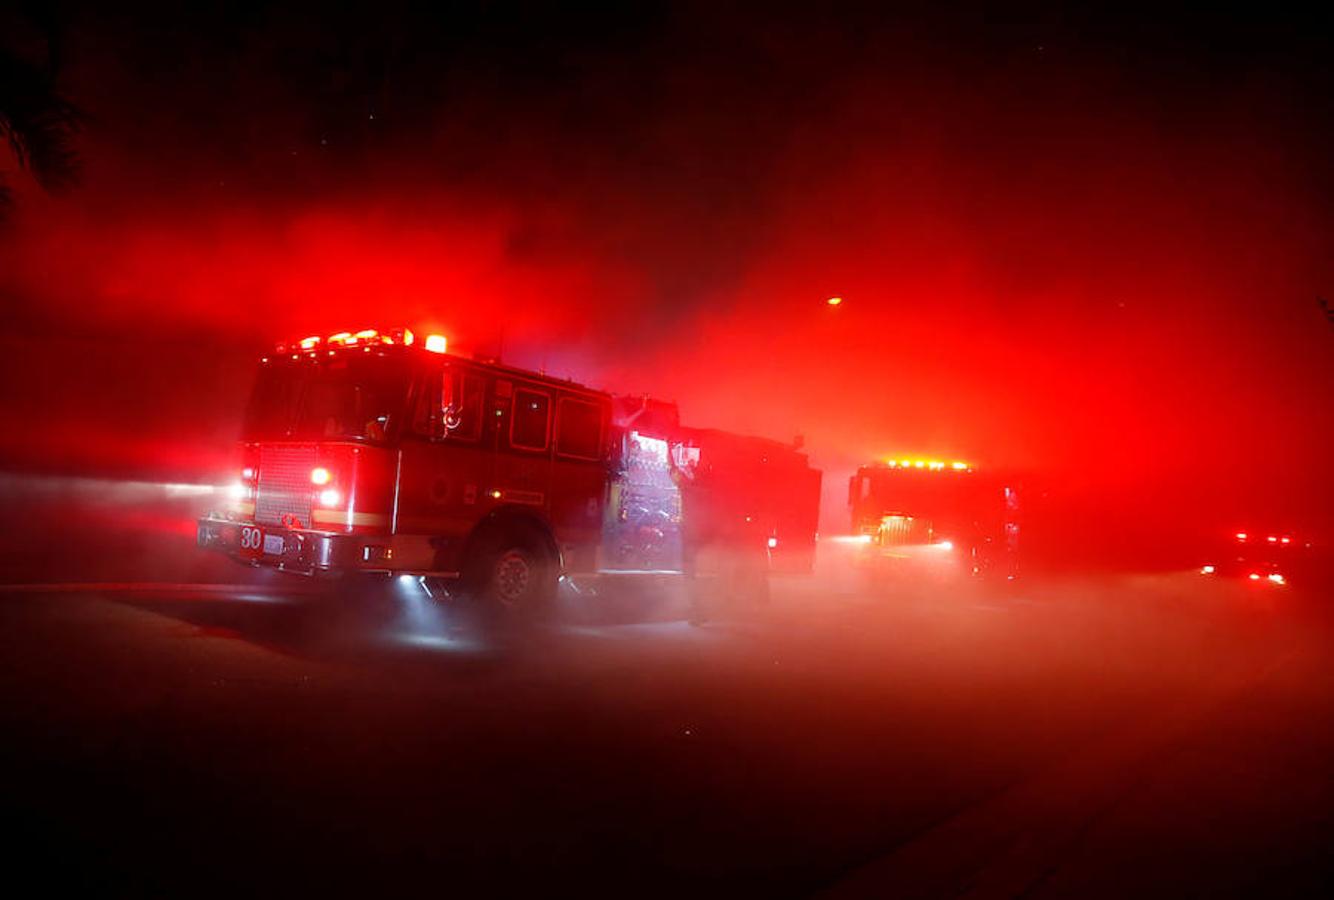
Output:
[[877, 514, 917, 546], [255, 446, 315, 527]]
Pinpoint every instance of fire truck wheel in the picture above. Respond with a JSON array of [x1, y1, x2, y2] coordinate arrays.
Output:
[[465, 526, 557, 613]]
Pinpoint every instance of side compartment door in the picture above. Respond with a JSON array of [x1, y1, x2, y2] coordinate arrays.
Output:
[[492, 380, 553, 515], [550, 395, 611, 574]]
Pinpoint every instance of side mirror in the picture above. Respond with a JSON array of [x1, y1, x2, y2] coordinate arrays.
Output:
[[439, 370, 462, 434]]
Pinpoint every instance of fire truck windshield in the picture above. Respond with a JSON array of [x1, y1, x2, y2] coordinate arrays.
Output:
[[864, 470, 991, 526], [241, 354, 411, 443]]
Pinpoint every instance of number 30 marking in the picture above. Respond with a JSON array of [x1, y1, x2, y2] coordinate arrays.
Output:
[[240, 527, 262, 550]]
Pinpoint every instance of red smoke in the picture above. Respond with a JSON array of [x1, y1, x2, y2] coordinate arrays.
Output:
[[1, 12, 1330, 560]]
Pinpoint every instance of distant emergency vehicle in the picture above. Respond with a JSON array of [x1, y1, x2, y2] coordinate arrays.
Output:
[[197, 327, 821, 608], [1198, 530, 1316, 587], [848, 459, 1020, 578]]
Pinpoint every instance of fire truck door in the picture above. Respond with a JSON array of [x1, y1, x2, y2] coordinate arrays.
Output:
[[393, 363, 490, 569]]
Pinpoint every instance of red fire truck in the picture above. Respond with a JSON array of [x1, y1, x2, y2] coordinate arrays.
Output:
[[848, 459, 1020, 579], [197, 328, 821, 608]]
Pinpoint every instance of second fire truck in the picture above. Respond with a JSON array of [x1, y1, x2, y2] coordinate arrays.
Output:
[[848, 459, 1020, 579]]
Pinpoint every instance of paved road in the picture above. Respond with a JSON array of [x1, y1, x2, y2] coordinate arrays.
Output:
[[1, 565, 1330, 897]]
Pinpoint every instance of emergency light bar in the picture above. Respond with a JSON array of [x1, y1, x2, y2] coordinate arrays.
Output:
[[275, 327, 419, 355], [882, 459, 973, 472]]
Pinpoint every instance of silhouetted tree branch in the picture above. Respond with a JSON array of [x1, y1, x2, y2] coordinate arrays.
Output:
[[0, 41, 83, 214]]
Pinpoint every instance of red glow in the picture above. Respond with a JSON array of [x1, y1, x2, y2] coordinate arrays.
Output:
[[310, 467, 332, 486], [0, 13, 1326, 569]]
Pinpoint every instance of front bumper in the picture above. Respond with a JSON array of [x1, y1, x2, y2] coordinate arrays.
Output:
[[196, 515, 395, 575]]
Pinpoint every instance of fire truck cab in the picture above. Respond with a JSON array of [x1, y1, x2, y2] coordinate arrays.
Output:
[[198, 329, 614, 607], [848, 459, 1020, 579]]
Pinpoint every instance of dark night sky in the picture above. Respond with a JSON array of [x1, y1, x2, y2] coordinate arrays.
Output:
[[1, 2, 1331, 545]]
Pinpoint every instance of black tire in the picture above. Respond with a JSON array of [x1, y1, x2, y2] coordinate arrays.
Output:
[[462, 524, 557, 614]]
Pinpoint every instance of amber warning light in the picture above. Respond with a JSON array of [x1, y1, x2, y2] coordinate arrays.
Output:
[[883, 459, 973, 471]]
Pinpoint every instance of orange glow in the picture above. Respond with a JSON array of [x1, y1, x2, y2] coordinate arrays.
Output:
[[310, 466, 332, 485], [401, 328, 415, 346], [355, 328, 378, 340], [328, 331, 352, 344], [826, 296, 843, 306], [951, 461, 970, 470], [425, 334, 448, 354], [299, 335, 320, 350]]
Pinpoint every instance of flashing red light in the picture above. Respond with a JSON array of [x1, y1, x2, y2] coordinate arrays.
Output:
[[1200, 565, 1215, 574], [1236, 532, 1248, 541], [424, 334, 448, 354], [1281, 537, 1291, 544], [827, 296, 843, 306], [1268, 573, 1286, 585], [1248, 573, 1261, 581], [1267, 535, 1278, 543], [310, 467, 332, 486]]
